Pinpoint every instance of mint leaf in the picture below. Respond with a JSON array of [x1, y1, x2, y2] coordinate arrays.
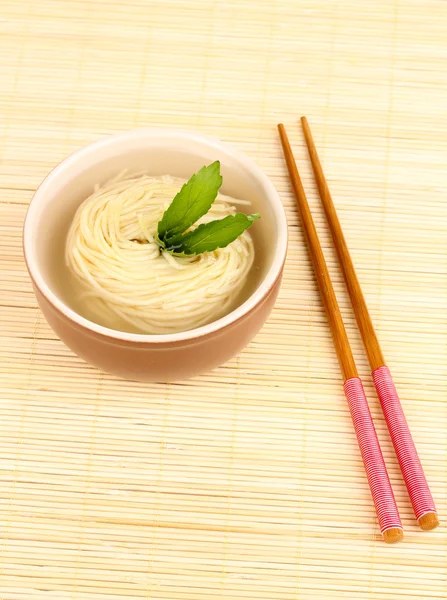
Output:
[[154, 162, 260, 257], [164, 213, 260, 256], [157, 161, 222, 241]]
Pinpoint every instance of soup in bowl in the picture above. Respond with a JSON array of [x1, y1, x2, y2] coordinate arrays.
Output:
[[23, 129, 287, 381]]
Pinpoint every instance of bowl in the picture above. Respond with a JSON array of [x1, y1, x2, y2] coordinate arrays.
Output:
[[23, 129, 287, 382]]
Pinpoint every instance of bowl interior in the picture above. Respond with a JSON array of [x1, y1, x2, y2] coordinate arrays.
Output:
[[25, 130, 285, 339]]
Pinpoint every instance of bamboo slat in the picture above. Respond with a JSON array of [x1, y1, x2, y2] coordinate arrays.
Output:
[[0, 0, 446, 598]]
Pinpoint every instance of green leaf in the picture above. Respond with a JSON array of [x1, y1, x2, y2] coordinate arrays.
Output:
[[164, 213, 260, 256], [157, 161, 222, 241]]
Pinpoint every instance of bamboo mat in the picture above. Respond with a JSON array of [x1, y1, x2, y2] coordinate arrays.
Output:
[[1, 0, 447, 598]]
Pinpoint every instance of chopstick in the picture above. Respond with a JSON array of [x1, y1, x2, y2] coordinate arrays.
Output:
[[277, 123, 403, 544], [300, 116, 438, 532]]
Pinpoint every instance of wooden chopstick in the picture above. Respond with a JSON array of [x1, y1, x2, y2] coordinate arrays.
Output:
[[277, 123, 403, 544], [300, 116, 438, 532]]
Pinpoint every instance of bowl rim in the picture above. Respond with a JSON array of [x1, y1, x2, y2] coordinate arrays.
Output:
[[24, 128, 288, 344]]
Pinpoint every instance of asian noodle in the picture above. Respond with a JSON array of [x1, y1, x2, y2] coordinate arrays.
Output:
[[65, 174, 255, 334]]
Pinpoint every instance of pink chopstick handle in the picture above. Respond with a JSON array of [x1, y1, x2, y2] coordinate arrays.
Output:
[[372, 365, 437, 521], [344, 377, 402, 533]]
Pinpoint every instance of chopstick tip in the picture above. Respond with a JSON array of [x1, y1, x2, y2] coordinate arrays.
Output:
[[383, 527, 404, 544], [418, 512, 439, 531]]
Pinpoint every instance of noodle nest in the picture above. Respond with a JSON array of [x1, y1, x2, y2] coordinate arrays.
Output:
[[65, 174, 255, 334]]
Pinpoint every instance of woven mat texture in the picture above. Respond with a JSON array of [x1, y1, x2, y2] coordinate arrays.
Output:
[[1, 1, 446, 598]]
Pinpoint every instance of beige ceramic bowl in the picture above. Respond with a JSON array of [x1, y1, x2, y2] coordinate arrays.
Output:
[[24, 129, 287, 381]]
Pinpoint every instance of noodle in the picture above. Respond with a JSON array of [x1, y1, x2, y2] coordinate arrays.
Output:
[[65, 174, 255, 334]]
